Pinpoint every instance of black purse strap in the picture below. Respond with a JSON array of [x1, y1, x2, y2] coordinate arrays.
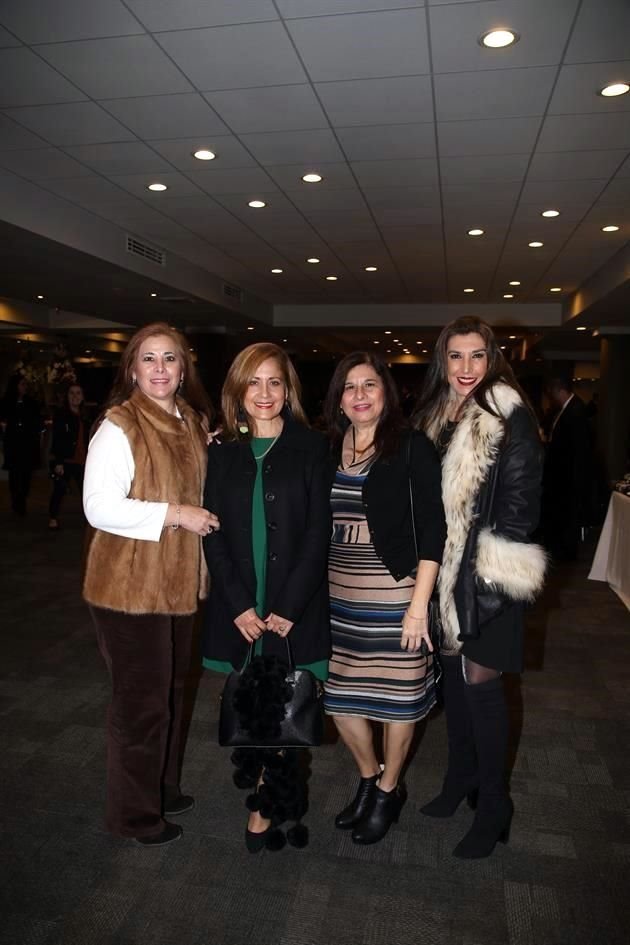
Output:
[[241, 636, 295, 671], [406, 435, 419, 562]]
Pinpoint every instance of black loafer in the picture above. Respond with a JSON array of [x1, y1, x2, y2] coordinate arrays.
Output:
[[134, 822, 183, 847], [164, 793, 195, 816]]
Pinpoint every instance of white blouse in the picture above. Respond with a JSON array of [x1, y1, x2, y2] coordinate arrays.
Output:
[[83, 419, 168, 542]]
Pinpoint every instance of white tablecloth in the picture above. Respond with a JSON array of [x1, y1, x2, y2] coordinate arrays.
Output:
[[588, 492, 630, 610]]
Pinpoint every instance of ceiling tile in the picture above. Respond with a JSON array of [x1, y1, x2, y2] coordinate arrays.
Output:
[[101, 94, 229, 139], [429, 0, 579, 73], [315, 76, 433, 127], [64, 141, 172, 175], [187, 166, 278, 196], [37, 36, 194, 99], [278, 1, 424, 14], [108, 171, 205, 199], [265, 162, 356, 191], [286, 8, 429, 82], [528, 150, 628, 181], [0, 47, 87, 107], [149, 136, 255, 170], [156, 22, 306, 90], [0, 26, 21, 47], [537, 113, 630, 152], [373, 206, 442, 226], [5, 102, 137, 146], [438, 117, 540, 157], [288, 187, 366, 212], [336, 124, 435, 162], [0, 0, 143, 43], [565, 0, 630, 64], [43, 176, 144, 207], [205, 85, 327, 134], [549, 61, 630, 115], [0, 113, 48, 149], [435, 67, 556, 122], [0, 147, 93, 179], [362, 186, 440, 209], [611, 156, 630, 178], [239, 128, 344, 165], [439, 154, 530, 184], [352, 158, 439, 189], [520, 178, 608, 206], [127, 0, 278, 30], [442, 181, 522, 206]]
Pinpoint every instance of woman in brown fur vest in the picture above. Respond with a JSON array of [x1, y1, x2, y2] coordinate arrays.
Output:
[[83, 323, 218, 847], [415, 317, 546, 859]]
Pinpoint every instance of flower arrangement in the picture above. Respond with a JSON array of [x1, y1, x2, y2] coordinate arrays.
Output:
[[46, 344, 76, 387]]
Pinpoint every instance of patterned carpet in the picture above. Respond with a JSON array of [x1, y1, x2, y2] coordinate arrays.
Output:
[[1, 477, 629, 945]]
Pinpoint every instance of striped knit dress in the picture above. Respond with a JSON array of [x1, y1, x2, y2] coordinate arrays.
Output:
[[323, 462, 436, 724]]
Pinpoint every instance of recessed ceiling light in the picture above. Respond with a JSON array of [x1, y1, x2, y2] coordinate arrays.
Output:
[[312, 348, 318, 353], [468, 228, 484, 237], [576, 326, 587, 331], [600, 82, 629, 97], [601, 224, 620, 232], [503, 293, 514, 299], [541, 209, 560, 218], [306, 257, 320, 264], [302, 173, 322, 183], [550, 286, 562, 292], [528, 241, 544, 248], [509, 335, 516, 339], [248, 199, 266, 208], [364, 266, 378, 272], [373, 340, 380, 344], [393, 338, 399, 342], [480, 28, 518, 48], [150, 292, 157, 297], [36, 294, 44, 299], [325, 275, 338, 281], [282, 338, 288, 342], [500, 345, 506, 350], [147, 182, 167, 191], [247, 326, 255, 331], [416, 341, 422, 345], [463, 288, 475, 293], [193, 149, 216, 161], [384, 330, 392, 335], [422, 349, 428, 354], [271, 268, 283, 274], [509, 281, 521, 286]]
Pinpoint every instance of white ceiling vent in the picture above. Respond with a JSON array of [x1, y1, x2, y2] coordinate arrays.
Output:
[[223, 282, 242, 304], [126, 235, 165, 267]]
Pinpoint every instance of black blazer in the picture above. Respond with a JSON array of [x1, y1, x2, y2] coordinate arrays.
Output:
[[331, 430, 446, 581], [202, 420, 331, 668]]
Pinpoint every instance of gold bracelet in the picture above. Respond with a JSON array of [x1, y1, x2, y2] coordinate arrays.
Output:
[[172, 504, 181, 530]]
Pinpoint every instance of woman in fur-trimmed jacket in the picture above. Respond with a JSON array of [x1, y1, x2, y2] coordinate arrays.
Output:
[[414, 316, 546, 860]]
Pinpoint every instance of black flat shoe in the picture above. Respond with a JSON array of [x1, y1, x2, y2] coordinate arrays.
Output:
[[245, 826, 271, 853], [134, 822, 182, 847], [335, 773, 380, 829], [452, 797, 513, 859], [164, 793, 195, 816], [351, 785, 406, 845]]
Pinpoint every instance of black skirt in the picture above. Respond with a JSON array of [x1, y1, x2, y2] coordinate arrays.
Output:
[[460, 602, 524, 673]]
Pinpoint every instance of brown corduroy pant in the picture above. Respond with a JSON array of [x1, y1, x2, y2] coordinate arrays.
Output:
[[90, 606, 194, 838]]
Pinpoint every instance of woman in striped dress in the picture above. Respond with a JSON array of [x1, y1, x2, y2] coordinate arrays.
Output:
[[323, 353, 446, 845]]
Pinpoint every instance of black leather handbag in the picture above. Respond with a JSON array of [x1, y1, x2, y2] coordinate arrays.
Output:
[[218, 639, 324, 749]]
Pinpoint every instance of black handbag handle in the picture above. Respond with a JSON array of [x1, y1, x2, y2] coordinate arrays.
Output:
[[241, 636, 295, 671]]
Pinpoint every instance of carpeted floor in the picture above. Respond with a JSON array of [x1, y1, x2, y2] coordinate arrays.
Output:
[[1, 477, 629, 945]]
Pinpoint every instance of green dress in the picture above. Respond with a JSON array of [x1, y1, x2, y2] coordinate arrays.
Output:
[[203, 437, 328, 680]]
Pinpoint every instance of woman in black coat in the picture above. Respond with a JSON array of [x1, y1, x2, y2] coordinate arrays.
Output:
[[323, 352, 446, 846], [202, 342, 331, 853], [48, 383, 89, 529], [1, 374, 42, 516], [414, 316, 547, 859]]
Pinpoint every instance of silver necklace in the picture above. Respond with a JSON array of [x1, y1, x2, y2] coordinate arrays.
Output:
[[252, 431, 281, 461]]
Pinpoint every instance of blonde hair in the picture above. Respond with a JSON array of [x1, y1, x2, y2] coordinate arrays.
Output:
[[221, 342, 307, 439]]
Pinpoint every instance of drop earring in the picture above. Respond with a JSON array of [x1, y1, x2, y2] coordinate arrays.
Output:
[[237, 406, 249, 435]]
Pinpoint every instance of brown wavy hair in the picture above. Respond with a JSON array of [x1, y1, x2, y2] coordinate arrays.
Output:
[[221, 342, 308, 440], [413, 316, 532, 432], [324, 351, 404, 457], [99, 322, 212, 424]]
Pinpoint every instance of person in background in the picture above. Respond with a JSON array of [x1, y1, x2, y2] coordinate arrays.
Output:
[[323, 352, 445, 846], [542, 375, 593, 561], [83, 322, 218, 847], [48, 383, 89, 530], [0, 374, 43, 516], [414, 316, 546, 859], [202, 342, 331, 853]]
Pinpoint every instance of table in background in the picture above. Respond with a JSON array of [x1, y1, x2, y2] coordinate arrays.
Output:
[[588, 491, 630, 611]]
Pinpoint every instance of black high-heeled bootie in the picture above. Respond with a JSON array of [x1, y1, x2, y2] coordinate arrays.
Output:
[[351, 784, 406, 845], [421, 656, 479, 818], [335, 773, 379, 829]]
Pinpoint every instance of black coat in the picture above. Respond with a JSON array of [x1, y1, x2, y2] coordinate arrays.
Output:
[[330, 430, 446, 580], [543, 394, 593, 523], [50, 407, 88, 465], [1, 395, 42, 471], [202, 420, 331, 668]]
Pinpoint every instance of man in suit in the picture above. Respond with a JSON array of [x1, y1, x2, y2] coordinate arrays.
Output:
[[542, 376, 593, 561]]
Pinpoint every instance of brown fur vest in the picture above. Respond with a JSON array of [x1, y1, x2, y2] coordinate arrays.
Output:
[[83, 389, 208, 615]]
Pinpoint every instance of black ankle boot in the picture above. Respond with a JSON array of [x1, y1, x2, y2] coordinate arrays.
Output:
[[452, 796, 513, 859], [335, 774, 379, 829], [420, 780, 478, 818], [351, 785, 406, 845]]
